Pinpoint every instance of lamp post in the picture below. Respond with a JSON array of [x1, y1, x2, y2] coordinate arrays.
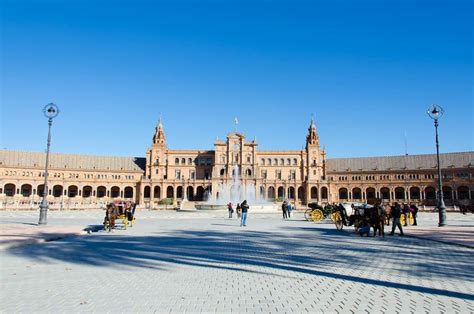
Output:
[[427, 104, 446, 227], [38, 103, 60, 225]]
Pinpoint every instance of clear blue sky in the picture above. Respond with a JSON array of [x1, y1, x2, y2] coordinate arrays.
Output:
[[1, 0, 472, 158]]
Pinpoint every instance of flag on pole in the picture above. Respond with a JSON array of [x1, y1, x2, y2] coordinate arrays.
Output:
[[234, 117, 239, 125]]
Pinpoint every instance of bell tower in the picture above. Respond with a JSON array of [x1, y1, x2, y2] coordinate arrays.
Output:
[[305, 116, 324, 181], [146, 118, 168, 180]]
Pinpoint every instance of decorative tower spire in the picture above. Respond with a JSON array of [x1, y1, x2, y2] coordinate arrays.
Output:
[[306, 115, 319, 148], [153, 116, 166, 145]]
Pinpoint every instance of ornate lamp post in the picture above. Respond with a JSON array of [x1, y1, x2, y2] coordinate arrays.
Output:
[[427, 104, 446, 227], [38, 103, 60, 225]]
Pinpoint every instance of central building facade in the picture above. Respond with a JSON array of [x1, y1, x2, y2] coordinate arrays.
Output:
[[142, 119, 327, 206]]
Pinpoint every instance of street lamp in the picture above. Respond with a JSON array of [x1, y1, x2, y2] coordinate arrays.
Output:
[[427, 104, 446, 227], [38, 103, 60, 225]]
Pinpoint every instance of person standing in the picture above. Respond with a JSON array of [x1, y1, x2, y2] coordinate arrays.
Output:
[[240, 200, 249, 227], [227, 202, 233, 218], [389, 202, 404, 236], [402, 203, 410, 226], [236, 203, 241, 218], [410, 203, 419, 226], [287, 202, 293, 218], [281, 201, 287, 219]]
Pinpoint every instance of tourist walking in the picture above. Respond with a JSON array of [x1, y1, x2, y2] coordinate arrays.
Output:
[[282, 201, 288, 219], [227, 202, 233, 218], [236, 203, 241, 218], [240, 200, 249, 226], [287, 202, 293, 218], [410, 203, 419, 226], [389, 202, 404, 236], [402, 203, 410, 226]]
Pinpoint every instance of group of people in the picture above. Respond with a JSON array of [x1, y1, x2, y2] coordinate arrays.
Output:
[[227, 200, 249, 227], [281, 200, 295, 219]]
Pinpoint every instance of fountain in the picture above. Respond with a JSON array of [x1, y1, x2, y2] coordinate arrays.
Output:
[[195, 164, 278, 212]]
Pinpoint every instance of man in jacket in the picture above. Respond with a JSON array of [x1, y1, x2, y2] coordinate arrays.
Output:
[[389, 202, 404, 236], [240, 200, 249, 227]]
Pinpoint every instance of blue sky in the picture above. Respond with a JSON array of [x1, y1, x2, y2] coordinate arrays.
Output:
[[1, 0, 472, 158]]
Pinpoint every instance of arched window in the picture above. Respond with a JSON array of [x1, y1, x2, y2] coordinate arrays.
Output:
[[246, 169, 252, 177], [298, 187, 305, 201], [111, 186, 120, 198], [220, 168, 225, 177], [166, 186, 174, 198], [268, 159, 272, 165], [321, 187, 328, 199], [188, 158, 193, 165], [277, 186, 285, 198], [181, 158, 186, 165], [409, 187, 420, 200], [287, 158, 291, 165], [53, 185, 63, 197], [261, 158, 265, 165], [176, 186, 183, 199], [187, 186, 194, 201], [97, 186, 107, 198], [4, 184, 16, 196], [21, 184, 32, 197], [310, 187, 318, 199], [293, 158, 297, 165], [153, 186, 161, 198], [395, 187, 405, 200], [380, 187, 390, 200], [288, 187, 295, 199], [175, 158, 179, 165], [68, 185, 78, 197], [425, 186, 436, 200], [267, 186, 275, 199], [124, 186, 133, 198], [352, 188, 362, 199], [339, 188, 348, 200], [366, 187, 376, 200], [442, 186, 453, 200]]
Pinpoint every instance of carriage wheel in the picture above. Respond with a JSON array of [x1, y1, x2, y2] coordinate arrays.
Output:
[[400, 214, 406, 226], [333, 212, 343, 230], [304, 209, 314, 221], [409, 213, 415, 225], [311, 209, 324, 222]]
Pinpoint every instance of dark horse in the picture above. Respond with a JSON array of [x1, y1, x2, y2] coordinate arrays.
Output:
[[103, 203, 119, 231], [369, 203, 385, 237]]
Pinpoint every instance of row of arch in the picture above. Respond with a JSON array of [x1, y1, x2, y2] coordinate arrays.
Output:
[[337, 186, 471, 200], [1, 184, 134, 199], [142, 185, 210, 201]]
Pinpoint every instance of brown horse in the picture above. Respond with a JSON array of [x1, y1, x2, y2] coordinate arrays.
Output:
[[370, 204, 385, 237], [103, 203, 119, 231]]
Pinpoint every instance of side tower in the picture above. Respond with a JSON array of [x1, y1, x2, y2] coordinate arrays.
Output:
[[146, 118, 168, 180], [305, 117, 325, 181]]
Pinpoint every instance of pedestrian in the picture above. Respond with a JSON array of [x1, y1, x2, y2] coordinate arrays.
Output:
[[227, 202, 233, 218], [389, 202, 404, 236], [287, 202, 293, 218], [402, 203, 410, 226], [240, 200, 249, 227], [236, 203, 241, 218], [410, 203, 419, 226], [281, 201, 287, 219]]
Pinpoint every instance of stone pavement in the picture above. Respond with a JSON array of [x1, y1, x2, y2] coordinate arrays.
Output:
[[0, 210, 473, 313]]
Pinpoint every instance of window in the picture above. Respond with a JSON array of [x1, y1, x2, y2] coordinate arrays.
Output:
[[290, 170, 296, 180], [188, 158, 193, 165], [293, 158, 297, 166], [190, 171, 195, 179], [247, 156, 251, 163], [268, 159, 272, 165], [175, 170, 181, 179], [181, 158, 186, 164], [280, 159, 284, 165], [276, 170, 282, 180], [287, 158, 291, 165], [175, 158, 179, 165], [261, 170, 267, 179]]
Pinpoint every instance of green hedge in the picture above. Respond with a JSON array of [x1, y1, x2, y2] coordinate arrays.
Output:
[[158, 198, 174, 205]]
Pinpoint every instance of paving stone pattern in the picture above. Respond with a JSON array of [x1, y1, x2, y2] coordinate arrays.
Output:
[[1, 211, 473, 313]]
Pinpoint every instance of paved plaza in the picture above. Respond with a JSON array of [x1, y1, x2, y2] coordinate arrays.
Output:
[[1, 210, 473, 313]]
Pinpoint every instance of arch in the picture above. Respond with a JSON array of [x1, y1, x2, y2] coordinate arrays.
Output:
[[181, 158, 186, 165], [4, 183, 16, 196], [220, 168, 225, 176], [352, 187, 362, 200], [260, 158, 265, 165], [458, 186, 470, 200], [425, 186, 436, 200], [288, 187, 295, 199], [37, 184, 45, 197], [97, 186, 107, 198], [153, 186, 161, 199], [188, 158, 193, 165], [366, 187, 376, 200], [111, 186, 120, 198], [339, 188, 348, 200], [196, 186, 205, 201], [53, 185, 63, 197], [21, 184, 32, 197], [68, 185, 78, 197], [175, 158, 180, 165], [409, 186, 420, 200], [246, 169, 252, 177], [83, 185, 93, 198], [186, 186, 194, 200], [395, 187, 405, 200], [267, 186, 275, 200], [442, 186, 453, 200], [310, 187, 318, 199], [277, 186, 285, 198], [321, 187, 328, 200], [298, 187, 305, 201], [176, 186, 183, 199], [124, 186, 133, 198], [380, 187, 390, 200], [166, 186, 174, 198]]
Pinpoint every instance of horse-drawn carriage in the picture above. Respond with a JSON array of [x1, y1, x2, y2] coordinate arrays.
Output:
[[333, 203, 385, 236], [103, 200, 136, 231], [304, 202, 340, 222]]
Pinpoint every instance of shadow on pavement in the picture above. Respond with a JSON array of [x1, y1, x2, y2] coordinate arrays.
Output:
[[8, 225, 474, 301]]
